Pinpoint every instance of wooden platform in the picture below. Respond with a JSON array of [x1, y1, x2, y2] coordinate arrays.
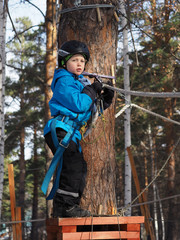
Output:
[[46, 216, 144, 240]]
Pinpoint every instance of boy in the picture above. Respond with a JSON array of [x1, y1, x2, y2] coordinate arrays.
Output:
[[42, 40, 114, 218]]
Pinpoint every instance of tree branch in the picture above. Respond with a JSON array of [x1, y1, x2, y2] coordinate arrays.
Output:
[[6, 23, 45, 44], [24, 0, 46, 19], [5, 0, 21, 43]]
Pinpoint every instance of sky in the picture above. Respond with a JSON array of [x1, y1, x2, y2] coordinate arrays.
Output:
[[6, 1, 46, 159], [6, 0, 46, 104], [7, 0, 46, 41]]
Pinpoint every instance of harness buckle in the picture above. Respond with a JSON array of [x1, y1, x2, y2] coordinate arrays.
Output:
[[59, 139, 69, 149], [61, 116, 65, 122]]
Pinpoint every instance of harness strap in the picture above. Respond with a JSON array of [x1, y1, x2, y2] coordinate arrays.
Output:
[[41, 115, 78, 200], [41, 145, 64, 199]]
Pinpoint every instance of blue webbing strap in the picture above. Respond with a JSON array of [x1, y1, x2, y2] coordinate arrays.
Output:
[[41, 145, 64, 198], [41, 116, 77, 200]]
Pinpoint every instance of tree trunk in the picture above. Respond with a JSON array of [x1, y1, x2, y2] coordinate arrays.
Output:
[[19, 79, 26, 238], [0, 0, 7, 220], [45, 0, 57, 217], [148, 124, 159, 239], [58, 0, 118, 215], [163, 2, 177, 237], [119, 0, 132, 216], [165, 98, 178, 240], [31, 124, 39, 240], [156, 187, 165, 240], [149, 0, 178, 237]]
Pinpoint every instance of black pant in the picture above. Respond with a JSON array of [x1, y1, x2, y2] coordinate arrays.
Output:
[[45, 128, 87, 206]]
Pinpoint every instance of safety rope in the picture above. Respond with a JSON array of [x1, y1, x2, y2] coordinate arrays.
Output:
[[90, 136, 94, 240], [58, 4, 115, 14], [115, 100, 180, 216], [0, 218, 45, 225], [101, 107, 122, 240], [81, 113, 106, 144], [115, 104, 130, 118], [115, 103, 180, 126], [131, 103, 180, 126], [103, 83, 180, 98], [118, 136, 180, 216], [81, 98, 107, 144], [126, 193, 180, 209]]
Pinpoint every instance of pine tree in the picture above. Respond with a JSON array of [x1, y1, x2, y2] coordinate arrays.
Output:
[[58, 0, 118, 214], [44, 0, 57, 218], [4, 17, 46, 237], [116, 1, 180, 238]]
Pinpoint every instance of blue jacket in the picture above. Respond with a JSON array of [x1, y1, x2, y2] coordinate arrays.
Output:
[[44, 69, 95, 142]]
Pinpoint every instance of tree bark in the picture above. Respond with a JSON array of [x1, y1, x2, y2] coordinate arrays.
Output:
[[45, 0, 57, 217], [31, 124, 39, 240], [165, 98, 178, 240], [58, 0, 118, 215], [0, 0, 7, 220], [119, 0, 132, 216], [149, 0, 178, 238], [18, 77, 25, 239]]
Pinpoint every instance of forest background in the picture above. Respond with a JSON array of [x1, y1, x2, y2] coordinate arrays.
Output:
[[0, 0, 180, 240]]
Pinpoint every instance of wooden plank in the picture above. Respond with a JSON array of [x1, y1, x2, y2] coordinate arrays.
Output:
[[46, 216, 143, 240], [50, 216, 145, 226], [127, 223, 140, 231], [127, 239, 139, 240], [62, 231, 140, 240], [61, 225, 77, 233], [8, 164, 17, 240]]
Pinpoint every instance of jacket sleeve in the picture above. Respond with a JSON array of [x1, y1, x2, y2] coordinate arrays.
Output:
[[81, 85, 96, 101], [53, 75, 94, 113]]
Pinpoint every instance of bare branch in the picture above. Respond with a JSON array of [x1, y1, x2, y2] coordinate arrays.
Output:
[[6, 23, 45, 44], [24, 0, 46, 19], [5, 0, 21, 43]]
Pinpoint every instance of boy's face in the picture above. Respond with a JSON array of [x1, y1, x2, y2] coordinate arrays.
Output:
[[66, 54, 86, 76]]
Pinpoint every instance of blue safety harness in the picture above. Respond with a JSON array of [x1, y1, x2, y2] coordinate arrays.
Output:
[[41, 115, 81, 200], [41, 75, 95, 200]]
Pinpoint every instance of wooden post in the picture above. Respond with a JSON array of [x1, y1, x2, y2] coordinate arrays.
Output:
[[15, 207, 23, 240], [8, 164, 22, 240], [126, 147, 155, 240], [8, 164, 17, 240]]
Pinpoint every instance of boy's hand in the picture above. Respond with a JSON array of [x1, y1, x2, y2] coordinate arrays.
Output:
[[91, 81, 103, 95], [103, 87, 114, 103], [101, 81, 114, 110], [82, 81, 102, 102]]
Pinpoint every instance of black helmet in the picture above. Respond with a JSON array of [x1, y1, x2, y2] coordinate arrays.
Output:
[[58, 40, 90, 67]]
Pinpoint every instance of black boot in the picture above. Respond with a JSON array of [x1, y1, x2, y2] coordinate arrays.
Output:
[[53, 204, 91, 218], [53, 193, 91, 218], [63, 204, 91, 217]]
